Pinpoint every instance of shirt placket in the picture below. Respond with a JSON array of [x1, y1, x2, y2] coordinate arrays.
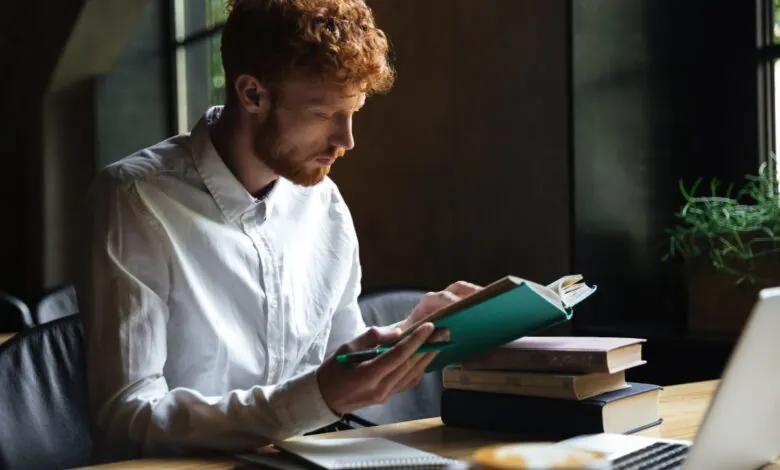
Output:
[[242, 202, 284, 384]]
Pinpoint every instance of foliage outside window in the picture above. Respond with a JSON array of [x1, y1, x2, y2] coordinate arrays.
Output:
[[173, 0, 228, 132]]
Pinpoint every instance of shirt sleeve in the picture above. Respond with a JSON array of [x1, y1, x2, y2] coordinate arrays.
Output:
[[77, 175, 340, 463]]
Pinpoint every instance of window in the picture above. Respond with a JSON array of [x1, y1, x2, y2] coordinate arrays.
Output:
[[172, 0, 228, 133], [759, 0, 780, 185]]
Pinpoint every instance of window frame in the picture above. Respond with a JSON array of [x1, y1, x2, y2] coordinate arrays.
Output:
[[166, 0, 227, 134], [758, 0, 779, 185]]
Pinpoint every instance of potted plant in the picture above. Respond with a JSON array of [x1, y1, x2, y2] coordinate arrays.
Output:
[[663, 161, 780, 335]]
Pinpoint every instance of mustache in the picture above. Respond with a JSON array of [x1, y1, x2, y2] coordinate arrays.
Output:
[[311, 147, 347, 160]]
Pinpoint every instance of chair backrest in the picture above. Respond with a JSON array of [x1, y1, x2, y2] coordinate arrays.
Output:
[[0, 291, 34, 329], [0, 314, 92, 469], [353, 289, 445, 425], [34, 284, 79, 326]]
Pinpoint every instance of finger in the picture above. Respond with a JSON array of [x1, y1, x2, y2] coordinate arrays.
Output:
[[392, 350, 440, 395], [374, 326, 449, 394], [445, 280, 482, 298], [396, 326, 449, 378], [419, 290, 461, 313], [381, 348, 428, 391], [395, 361, 430, 393], [341, 326, 401, 354], [432, 327, 451, 342], [367, 322, 435, 374]]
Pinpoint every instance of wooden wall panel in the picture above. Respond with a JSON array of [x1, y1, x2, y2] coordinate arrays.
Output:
[[331, 0, 571, 292]]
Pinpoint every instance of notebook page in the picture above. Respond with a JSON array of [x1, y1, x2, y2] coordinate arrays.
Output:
[[275, 437, 458, 469]]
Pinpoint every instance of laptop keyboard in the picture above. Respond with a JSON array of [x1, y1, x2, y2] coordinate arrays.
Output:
[[612, 442, 690, 470]]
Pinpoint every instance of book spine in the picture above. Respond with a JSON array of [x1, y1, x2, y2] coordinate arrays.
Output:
[[461, 350, 608, 374], [440, 389, 605, 439], [442, 367, 578, 399]]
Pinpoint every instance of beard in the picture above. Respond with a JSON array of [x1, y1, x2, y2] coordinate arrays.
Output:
[[252, 110, 343, 187]]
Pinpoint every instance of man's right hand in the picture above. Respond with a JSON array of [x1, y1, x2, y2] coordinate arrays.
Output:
[[316, 322, 447, 416]]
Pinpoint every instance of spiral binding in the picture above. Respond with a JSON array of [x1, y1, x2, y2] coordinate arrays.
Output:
[[333, 456, 456, 469]]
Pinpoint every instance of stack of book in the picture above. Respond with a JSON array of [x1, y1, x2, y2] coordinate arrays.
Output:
[[440, 336, 663, 439]]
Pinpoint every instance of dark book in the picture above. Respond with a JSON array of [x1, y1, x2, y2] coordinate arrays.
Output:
[[441, 382, 662, 440]]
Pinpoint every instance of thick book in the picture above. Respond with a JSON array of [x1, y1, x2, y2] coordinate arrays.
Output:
[[442, 365, 628, 400], [398, 274, 597, 372], [459, 336, 646, 374], [441, 382, 662, 439]]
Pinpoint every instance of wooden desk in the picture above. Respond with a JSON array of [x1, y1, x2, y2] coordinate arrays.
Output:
[[0, 333, 15, 345], [76, 380, 719, 469]]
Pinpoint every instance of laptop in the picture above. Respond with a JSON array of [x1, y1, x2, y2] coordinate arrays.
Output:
[[560, 286, 780, 470]]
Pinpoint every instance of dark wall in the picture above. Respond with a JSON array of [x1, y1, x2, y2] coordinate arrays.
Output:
[[0, 0, 160, 332], [0, 1, 86, 312], [333, 0, 573, 293], [43, 81, 99, 286], [572, 0, 760, 328]]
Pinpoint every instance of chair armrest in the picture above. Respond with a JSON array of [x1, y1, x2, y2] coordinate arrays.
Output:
[[342, 413, 378, 428]]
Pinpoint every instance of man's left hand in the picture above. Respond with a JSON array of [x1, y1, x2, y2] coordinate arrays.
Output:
[[396, 280, 483, 332]]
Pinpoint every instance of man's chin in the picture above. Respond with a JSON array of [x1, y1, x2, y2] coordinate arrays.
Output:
[[284, 166, 330, 187]]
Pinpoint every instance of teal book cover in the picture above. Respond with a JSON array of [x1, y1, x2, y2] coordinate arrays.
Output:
[[421, 275, 596, 372]]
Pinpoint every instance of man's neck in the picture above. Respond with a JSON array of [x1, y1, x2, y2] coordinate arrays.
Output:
[[209, 105, 279, 196]]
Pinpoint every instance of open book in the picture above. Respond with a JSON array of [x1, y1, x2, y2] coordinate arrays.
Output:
[[399, 274, 597, 372], [545, 274, 599, 310]]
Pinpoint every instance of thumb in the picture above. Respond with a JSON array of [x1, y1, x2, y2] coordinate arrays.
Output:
[[348, 326, 402, 352]]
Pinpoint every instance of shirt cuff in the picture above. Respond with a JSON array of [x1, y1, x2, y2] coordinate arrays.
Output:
[[273, 368, 341, 435]]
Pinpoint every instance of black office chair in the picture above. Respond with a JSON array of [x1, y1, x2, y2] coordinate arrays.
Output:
[[352, 288, 445, 425], [0, 314, 92, 469], [0, 290, 34, 329], [33, 283, 79, 326]]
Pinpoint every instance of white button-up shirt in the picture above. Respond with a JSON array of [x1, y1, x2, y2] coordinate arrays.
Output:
[[77, 107, 367, 462]]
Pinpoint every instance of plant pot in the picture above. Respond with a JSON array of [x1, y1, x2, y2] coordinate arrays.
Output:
[[685, 255, 780, 335]]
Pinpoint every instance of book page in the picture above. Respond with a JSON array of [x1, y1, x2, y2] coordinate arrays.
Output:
[[524, 279, 565, 309], [545, 275, 596, 309], [546, 274, 583, 295], [561, 282, 597, 308]]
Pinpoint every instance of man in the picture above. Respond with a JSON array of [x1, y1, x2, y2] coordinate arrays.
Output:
[[78, 0, 481, 463]]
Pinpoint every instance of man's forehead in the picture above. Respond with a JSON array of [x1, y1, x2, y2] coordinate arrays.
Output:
[[280, 76, 366, 108]]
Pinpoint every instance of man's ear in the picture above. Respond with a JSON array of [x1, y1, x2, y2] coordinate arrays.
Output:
[[235, 74, 270, 114]]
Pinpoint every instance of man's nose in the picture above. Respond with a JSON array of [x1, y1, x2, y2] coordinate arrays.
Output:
[[330, 117, 355, 151]]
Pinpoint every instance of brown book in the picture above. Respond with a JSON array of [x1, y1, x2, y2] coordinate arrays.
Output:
[[460, 336, 646, 374], [442, 365, 628, 400]]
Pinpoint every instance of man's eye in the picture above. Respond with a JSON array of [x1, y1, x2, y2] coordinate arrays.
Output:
[[314, 112, 333, 120]]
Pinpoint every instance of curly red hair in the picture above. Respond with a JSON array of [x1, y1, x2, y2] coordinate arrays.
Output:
[[221, 0, 395, 99]]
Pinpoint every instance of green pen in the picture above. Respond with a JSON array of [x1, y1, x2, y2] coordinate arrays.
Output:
[[335, 341, 455, 365]]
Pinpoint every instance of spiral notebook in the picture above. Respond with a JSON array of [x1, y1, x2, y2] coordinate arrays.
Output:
[[272, 436, 459, 469]]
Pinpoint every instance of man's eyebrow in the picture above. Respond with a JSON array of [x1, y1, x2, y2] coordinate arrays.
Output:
[[304, 97, 366, 112]]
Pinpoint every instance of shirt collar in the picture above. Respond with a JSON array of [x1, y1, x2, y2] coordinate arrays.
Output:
[[190, 106, 286, 223]]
